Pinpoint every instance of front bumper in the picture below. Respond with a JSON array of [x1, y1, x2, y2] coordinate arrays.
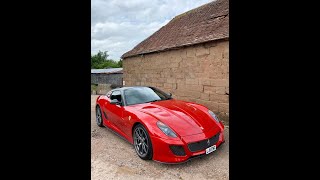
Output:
[[151, 128, 225, 163]]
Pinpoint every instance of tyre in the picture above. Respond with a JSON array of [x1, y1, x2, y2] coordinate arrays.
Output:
[[96, 106, 104, 127], [133, 124, 153, 160]]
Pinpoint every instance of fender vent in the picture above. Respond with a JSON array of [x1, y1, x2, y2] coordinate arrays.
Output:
[[103, 112, 108, 119]]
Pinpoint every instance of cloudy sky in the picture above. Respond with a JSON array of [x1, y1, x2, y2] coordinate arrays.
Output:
[[91, 0, 213, 60]]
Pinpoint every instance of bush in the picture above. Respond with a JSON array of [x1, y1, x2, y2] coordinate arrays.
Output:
[[91, 84, 98, 91]]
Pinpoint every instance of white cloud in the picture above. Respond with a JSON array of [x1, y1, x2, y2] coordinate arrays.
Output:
[[91, 0, 213, 60]]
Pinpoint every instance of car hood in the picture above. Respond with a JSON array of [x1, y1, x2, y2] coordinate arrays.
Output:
[[133, 99, 218, 137]]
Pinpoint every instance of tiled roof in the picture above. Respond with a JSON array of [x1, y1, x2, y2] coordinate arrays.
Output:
[[122, 0, 228, 59]]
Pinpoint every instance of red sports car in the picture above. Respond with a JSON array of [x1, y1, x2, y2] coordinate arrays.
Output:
[[95, 86, 225, 163]]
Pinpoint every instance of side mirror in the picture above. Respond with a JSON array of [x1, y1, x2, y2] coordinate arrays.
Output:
[[110, 99, 120, 105]]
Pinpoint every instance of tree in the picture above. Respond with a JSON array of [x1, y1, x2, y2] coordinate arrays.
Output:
[[91, 51, 122, 69], [91, 51, 109, 69], [118, 59, 123, 67]]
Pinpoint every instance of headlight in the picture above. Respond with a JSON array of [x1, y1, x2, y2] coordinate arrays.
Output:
[[208, 110, 220, 123], [156, 121, 177, 138]]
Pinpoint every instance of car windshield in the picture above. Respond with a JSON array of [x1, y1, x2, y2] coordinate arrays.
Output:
[[124, 87, 172, 106]]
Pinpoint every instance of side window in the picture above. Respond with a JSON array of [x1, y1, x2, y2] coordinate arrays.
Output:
[[110, 91, 122, 102]]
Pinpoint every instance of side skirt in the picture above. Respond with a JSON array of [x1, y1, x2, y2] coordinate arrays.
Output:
[[103, 122, 133, 145]]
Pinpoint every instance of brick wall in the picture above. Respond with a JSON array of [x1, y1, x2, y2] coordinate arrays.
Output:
[[123, 40, 229, 123]]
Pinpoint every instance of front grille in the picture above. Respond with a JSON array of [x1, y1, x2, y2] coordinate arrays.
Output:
[[188, 132, 220, 152], [169, 145, 186, 156]]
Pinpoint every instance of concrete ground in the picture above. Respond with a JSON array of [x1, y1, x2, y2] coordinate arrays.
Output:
[[91, 95, 229, 180]]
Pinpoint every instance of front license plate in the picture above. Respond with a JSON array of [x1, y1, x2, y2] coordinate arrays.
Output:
[[206, 145, 216, 154]]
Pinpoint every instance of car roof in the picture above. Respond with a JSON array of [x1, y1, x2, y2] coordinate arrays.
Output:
[[112, 86, 153, 92]]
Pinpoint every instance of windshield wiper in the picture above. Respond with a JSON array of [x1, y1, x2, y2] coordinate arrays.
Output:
[[145, 99, 160, 103]]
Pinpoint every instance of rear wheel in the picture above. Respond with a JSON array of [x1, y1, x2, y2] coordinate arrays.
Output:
[[133, 124, 153, 160], [96, 106, 104, 127]]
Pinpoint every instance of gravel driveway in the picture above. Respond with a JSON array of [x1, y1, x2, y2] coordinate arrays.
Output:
[[91, 95, 229, 180]]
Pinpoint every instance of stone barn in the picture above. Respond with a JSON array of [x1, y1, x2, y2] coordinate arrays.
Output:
[[121, 0, 229, 122]]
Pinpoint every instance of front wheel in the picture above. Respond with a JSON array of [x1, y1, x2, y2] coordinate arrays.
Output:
[[133, 124, 153, 160], [96, 106, 104, 127]]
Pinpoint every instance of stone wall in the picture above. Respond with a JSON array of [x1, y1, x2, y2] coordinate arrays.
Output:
[[123, 40, 229, 123], [91, 73, 123, 86], [96, 84, 112, 95]]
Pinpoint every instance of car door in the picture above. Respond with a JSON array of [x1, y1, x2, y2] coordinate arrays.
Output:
[[98, 91, 111, 123], [107, 90, 125, 131]]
